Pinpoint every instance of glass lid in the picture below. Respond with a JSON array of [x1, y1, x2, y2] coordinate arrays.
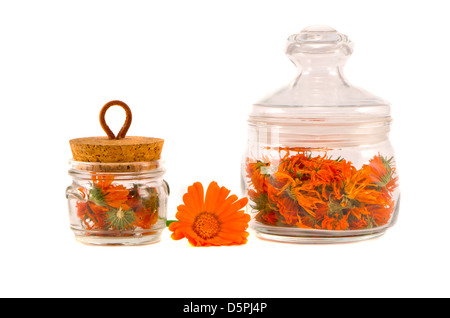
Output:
[[251, 25, 391, 125]]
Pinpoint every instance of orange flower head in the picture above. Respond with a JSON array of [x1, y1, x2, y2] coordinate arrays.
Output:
[[103, 184, 130, 210], [91, 174, 114, 190], [90, 175, 130, 210], [364, 154, 398, 191], [169, 181, 250, 246]]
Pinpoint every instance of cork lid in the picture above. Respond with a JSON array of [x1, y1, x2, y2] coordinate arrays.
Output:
[[69, 100, 164, 163]]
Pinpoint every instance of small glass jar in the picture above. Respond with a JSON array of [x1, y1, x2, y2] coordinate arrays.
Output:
[[242, 26, 400, 243], [66, 160, 169, 245]]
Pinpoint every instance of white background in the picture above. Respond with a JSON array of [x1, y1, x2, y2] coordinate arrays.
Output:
[[1, 0, 449, 298]]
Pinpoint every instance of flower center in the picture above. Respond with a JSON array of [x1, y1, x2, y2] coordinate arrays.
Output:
[[192, 212, 221, 240], [116, 207, 125, 219]]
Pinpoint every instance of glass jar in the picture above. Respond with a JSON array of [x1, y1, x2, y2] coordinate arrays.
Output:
[[66, 160, 169, 245], [242, 25, 400, 243]]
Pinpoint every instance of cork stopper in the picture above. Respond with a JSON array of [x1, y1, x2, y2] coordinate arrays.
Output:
[[69, 100, 164, 164]]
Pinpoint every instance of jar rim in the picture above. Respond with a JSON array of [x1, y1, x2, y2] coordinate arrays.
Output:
[[68, 159, 165, 179]]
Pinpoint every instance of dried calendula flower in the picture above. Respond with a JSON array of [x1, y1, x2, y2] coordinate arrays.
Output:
[[168, 181, 250, 246], [246, 149, 399, 231], [75, 174, 160, 233]]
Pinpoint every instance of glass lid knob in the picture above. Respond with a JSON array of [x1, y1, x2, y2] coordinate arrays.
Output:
[[286, 25, 353, 56]]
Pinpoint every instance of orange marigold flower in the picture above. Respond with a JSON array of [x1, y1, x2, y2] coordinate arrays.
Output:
[[90, 175, 130, 210], [321, 213, 350, 230], [76, 201, 109, 229], [91, 175, 114, 190], [363, 154, 399, 192], [246, 159, 270, 193], [103, 184, 130, 210], [169, 181, 250, 246]]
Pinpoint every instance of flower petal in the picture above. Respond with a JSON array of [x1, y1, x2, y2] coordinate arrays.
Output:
[[183, 183, 204, 214], [205, 181, 220, 213], [193, 182, 205, 212], [219, 197, 249, 219], [214, 194, 239, 215]]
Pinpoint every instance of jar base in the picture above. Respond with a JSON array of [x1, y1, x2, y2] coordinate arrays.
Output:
[[252, 224, 389, 244], [72, 228, 164, 246]]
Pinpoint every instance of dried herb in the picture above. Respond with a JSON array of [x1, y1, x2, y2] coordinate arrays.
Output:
[[245, 148, 398, 230], [75, 175, 160, 234]]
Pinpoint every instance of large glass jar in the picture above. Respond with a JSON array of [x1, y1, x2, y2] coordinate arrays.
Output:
[[242, 25, 400, 243], [66, 160, 169, 245]]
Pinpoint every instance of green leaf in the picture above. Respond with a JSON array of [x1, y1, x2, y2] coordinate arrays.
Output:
[[166, 220, 178, 227], [88, 184, 106, 206]]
